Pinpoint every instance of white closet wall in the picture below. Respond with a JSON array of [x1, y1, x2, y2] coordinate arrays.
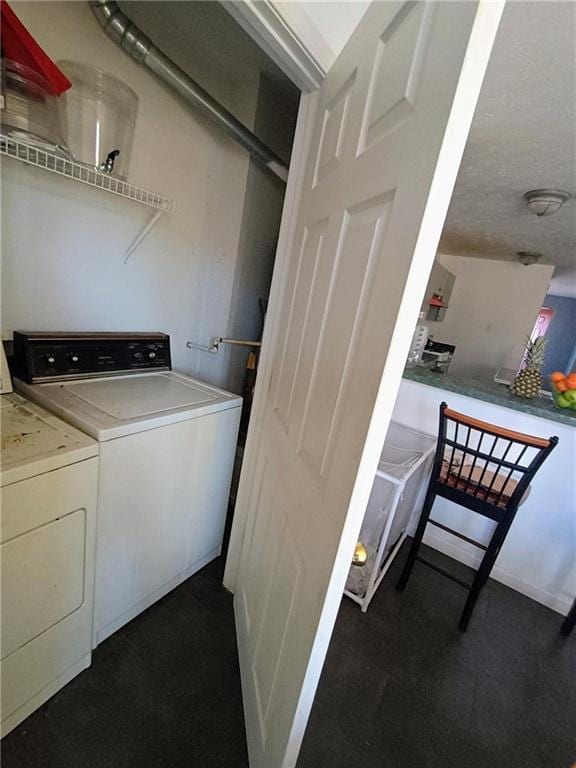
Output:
[[297, 1, 370, 60]]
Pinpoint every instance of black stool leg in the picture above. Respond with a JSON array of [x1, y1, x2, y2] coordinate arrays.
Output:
[[458, 524, 507, 632], [561, 599, 576, 637], [397, 486, 436, 592]]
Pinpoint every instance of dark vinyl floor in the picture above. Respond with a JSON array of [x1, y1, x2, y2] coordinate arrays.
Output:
[[299, 543, 576, 768], [2, 559, 248, 768], [3, 545, 574, 768]]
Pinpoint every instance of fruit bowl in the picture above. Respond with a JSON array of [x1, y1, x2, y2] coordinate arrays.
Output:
[[550, 371, 576, 411]]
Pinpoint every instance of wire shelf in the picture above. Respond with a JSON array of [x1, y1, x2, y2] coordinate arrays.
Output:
[[1, 134, 177, 213]]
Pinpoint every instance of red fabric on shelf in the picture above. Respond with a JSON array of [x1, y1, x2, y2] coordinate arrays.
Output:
[[1, 0, 71, 95]]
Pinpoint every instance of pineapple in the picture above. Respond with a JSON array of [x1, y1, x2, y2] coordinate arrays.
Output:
[[510, 336, 547, 399]]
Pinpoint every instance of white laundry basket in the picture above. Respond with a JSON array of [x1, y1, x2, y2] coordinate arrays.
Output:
[[345, 422, 436, 611]]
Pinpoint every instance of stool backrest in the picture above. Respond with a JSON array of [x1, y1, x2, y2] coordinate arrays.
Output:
[[432, 402, 558, 512]]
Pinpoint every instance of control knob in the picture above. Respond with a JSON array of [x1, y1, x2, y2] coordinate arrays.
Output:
[[146, 350, 157, 360], [68, 353, 79, 364], [45, 353, 56, 365]]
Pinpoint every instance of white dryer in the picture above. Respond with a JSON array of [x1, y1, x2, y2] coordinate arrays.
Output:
[[1, 389, 98, 737], [15, 332, 242, 646]]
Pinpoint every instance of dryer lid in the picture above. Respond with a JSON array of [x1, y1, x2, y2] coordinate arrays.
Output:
[[1, 393, 97, 485]]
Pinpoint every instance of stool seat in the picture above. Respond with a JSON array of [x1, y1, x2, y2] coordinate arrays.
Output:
[[397, 402, 558, 631], [440, 461, 518, 508]]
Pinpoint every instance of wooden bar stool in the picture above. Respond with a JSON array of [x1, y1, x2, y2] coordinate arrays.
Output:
[[397, 402, 558, 632]]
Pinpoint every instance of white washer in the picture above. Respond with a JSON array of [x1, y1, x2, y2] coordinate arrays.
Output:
[[1, 391, 98, 737], [17, 359, 242, 647]]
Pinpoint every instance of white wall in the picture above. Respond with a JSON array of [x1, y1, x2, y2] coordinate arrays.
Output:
[[428, 254, 554, 381], [298, 1, 370, 59], [393, 379, 576, 615], [0, 1, 268, 391], [273, 1, 370, 73]]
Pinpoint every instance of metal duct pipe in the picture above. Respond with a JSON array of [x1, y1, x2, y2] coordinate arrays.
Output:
[[90, 0, 288, 182]]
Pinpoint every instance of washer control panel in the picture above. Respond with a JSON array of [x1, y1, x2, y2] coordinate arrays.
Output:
[[14, 332, 171, 383]]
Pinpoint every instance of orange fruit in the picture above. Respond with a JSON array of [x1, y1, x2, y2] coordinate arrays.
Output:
[[566, 373, 576, 390], [556, 380, 568, 392], [550, 371, 566, 382]]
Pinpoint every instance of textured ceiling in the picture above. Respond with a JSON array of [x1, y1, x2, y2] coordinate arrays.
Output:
[[441, 1, 576, 296]]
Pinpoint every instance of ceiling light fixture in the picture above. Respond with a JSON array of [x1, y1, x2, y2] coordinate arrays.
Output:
[[523, 188, 572, 217], [517, 251, 542, 266]]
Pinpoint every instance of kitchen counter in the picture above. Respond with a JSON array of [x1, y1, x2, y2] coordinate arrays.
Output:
[[403, 366, 576, 428]]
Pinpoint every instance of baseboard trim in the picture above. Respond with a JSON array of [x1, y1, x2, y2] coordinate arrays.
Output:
[[423, 529, 572, 617]]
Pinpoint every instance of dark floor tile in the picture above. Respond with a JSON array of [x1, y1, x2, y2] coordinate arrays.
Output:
[[298, 542, 576, 768], [3, 544, 574, 768], [2, 559, 249, 768]]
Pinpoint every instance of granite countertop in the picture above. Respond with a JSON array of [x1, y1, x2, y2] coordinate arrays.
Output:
[[403, 367, 576, 428]]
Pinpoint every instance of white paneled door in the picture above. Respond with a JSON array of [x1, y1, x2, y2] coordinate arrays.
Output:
[[226, 2, 504, 766]]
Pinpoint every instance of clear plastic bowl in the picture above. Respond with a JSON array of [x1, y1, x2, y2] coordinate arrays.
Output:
[[57, 61, 139, 181], [1, 59, 69, 153]]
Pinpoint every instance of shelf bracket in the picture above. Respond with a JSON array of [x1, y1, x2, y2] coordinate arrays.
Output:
[[123, 209, 163, 263]]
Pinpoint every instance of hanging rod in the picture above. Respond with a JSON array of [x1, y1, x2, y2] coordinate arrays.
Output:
[[215, 337, 262, 350], [186, 337, 262, 354]]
